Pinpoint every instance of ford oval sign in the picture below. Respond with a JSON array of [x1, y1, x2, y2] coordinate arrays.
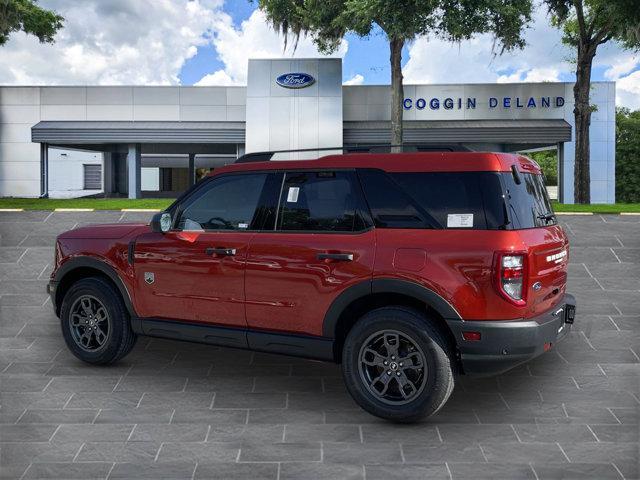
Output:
[[276, 73, 315, 89]]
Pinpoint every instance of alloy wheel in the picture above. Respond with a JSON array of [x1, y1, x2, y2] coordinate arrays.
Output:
[[69, 295, 110, 352], [357, 329, 427, 405]]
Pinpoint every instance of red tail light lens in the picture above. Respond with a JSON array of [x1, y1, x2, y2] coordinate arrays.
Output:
[[495, 252, 527, 306]]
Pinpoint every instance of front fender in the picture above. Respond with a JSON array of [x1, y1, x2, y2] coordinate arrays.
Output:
[[51, 256, 137, 319]]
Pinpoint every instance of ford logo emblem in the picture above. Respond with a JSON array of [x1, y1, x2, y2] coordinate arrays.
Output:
[[276, 73, 315, 89]]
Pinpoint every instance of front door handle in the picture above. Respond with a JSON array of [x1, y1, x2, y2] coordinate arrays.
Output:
[[317, 252, 354, 261], [205, 247, 236, 256]]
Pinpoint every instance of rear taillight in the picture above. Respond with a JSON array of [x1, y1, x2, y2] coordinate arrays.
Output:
[[495, 252, 527, 306]]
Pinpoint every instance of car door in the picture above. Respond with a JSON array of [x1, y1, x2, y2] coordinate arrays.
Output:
[[245, 170, 376, 337], [133, 172, 279, 328]]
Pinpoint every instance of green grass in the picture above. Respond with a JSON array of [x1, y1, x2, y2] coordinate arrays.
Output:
[[0, 198, 173, 211], [551, 202, 640, 213], [1, 197, 639, 213]]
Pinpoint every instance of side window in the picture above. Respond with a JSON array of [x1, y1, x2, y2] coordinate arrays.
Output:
[[276, 171, 366, 232], [392, 172, 505, 230], [176, 173, 268, 231], [357, 169, 434, 229], [359, 170, 507, 230]]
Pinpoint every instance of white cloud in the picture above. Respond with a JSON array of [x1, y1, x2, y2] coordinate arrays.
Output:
[[403, 8, 572, 85], [0, 0, 224, 85], [604, 54, 639, 81], [195, 70, 237, 86], [616, 70, 640, 110], [197, 9, 348, 86], [497, 67, 561, 83], [343, 74, 364, 85], [599, 51, 640, 109]]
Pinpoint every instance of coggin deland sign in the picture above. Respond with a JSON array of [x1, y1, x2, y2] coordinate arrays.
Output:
[[275, 71, 566, 112], [403, 95, 565, 110]]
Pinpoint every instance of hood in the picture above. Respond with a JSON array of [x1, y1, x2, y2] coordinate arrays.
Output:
[[58, 223, 150, 240]]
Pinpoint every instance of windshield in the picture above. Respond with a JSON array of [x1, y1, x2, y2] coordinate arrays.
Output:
[[501, 172, 556, 229]]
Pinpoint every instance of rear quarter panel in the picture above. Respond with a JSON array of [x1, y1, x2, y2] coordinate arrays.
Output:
[[373, 228, 564, 321]]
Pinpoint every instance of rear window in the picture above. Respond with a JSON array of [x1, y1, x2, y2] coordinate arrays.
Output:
[[501, 172, 556, 229], [358, 170, 506, 230]]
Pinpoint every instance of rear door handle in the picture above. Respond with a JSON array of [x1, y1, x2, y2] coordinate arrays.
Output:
[[317, 252, 354, 261], [205, 247, 236, 256]]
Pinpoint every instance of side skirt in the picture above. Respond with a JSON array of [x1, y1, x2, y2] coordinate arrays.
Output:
[[133, 318, 335, 362]]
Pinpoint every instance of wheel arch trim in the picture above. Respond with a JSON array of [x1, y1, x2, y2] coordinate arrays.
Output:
[[322, 278, 462, 338], [53, 256, 137, 319]]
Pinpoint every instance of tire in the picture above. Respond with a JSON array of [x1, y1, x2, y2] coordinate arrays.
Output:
[[60, 276, 137, 365], [341, 306, 455, 422]]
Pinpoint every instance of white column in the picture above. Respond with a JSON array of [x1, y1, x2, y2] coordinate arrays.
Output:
[[557, 142, 564, 203], [127, 143, 141, 199], [40, 143, 49, 198]]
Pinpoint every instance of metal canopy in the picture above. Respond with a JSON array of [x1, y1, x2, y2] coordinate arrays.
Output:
[[32, 121, 246, 144], [344, 119, 572, 145], [32, 119, 571, 146]]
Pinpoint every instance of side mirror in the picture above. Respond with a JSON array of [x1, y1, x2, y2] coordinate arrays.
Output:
[[151, 212, 172, 233]]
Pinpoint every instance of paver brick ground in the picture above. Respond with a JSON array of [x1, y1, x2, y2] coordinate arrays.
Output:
[[0, 211, 638, 479]]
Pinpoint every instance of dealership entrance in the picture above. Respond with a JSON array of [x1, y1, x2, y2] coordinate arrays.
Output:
[[31, 121, 244, 199]]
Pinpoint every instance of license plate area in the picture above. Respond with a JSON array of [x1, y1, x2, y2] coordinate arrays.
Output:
[[564, 304, 575, 324]]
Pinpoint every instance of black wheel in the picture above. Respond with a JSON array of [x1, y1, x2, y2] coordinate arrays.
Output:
[[60, 277, 137, 365], [342, 306, 455, 422]]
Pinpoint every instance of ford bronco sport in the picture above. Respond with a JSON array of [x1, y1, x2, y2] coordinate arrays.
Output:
[[48, 152, 575, 422]]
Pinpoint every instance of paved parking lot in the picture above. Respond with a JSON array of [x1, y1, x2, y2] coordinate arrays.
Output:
[[0, 211, 638, 479]]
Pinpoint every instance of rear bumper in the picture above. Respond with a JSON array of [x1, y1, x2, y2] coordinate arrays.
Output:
[[446, 294, 576, 376]]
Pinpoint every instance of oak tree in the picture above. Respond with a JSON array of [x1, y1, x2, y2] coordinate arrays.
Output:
[[0, 0, 63, 46], [545, 0, 640, 203]]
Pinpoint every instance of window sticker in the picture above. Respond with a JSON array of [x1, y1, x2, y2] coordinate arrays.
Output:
[[447, 213, 474, 228], [287, 187, 300, 203], [238, 223, 249, 229]]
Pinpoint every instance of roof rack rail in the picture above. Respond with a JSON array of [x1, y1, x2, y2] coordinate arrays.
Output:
[[234, 143, 471, 163]]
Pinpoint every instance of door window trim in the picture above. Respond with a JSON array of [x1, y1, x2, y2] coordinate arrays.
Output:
[[172, 172, 276, 233], [270, 169, 374, 235]]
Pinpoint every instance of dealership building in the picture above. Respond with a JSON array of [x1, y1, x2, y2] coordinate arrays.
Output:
[[0, 58, 616, 203]]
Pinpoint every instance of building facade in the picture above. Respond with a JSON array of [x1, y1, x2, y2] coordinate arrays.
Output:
[[0, 58, 616, 203]]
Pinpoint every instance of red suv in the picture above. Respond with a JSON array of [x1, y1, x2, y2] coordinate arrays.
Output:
[[48, 152, 575, 422]]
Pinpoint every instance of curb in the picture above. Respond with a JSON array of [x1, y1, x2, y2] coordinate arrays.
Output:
[[554, 212, 593, 215], [54, 208, 95, 212], [0, 208, 24, 212], [121, 209, 162, 212]]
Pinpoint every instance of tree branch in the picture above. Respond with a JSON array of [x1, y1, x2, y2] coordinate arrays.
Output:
[[572, 0, 588, 44], [593, 19, 615, 45], [585, 4, 603, 39], [597, 32, 613, 45]]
